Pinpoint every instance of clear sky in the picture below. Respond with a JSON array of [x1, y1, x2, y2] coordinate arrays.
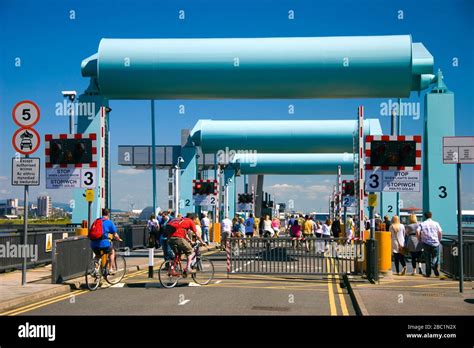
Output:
[[0, 0, 473, 213]]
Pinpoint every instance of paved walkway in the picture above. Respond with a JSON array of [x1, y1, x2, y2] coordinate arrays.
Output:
[[353, 272, 474, 315]]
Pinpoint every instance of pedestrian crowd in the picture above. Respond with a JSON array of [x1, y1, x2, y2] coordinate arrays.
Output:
[[146, 208, 443, 277]]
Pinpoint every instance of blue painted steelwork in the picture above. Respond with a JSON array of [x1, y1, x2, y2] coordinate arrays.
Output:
[[72, 87, 109, 224], [423, 71, 457, 233], [82, 36, 433, 99], [191, 119, 382, 153], [232, 153, 354, 175]]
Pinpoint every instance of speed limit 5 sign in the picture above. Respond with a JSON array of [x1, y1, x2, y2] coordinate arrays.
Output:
[[12, 100, 40, 128]]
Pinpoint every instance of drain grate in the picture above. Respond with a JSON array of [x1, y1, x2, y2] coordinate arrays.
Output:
[[251, 306, 290, 312]]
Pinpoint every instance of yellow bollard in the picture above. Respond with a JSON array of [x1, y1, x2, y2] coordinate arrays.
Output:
[[376, 231, 392, 274], [76, 227, 88, 236], [362, 230, 392, 274], [211, 223, 221, 244]]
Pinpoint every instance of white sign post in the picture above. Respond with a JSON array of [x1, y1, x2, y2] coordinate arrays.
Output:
[[12, 158, 40, 186], [12, 100, 41, 286], [443, 136, 474, 294]]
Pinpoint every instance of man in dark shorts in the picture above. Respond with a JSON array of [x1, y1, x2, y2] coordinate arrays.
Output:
[[167, 215, 197, 275], [90, 209, 123, 273]]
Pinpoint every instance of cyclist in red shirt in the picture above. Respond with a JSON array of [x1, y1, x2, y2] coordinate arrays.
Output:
[[167, 215, 197, 275]]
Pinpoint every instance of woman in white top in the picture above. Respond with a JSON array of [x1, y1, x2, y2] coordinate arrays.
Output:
[[263, 215, 274, 237], [390, 215, 406, 275], [322, 219, 332, 237]]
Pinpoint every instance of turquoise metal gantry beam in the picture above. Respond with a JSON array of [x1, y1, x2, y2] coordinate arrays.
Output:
[[191, 119, 382, 153], [232, 153, 354, 175], [82, 35, 433, 99]]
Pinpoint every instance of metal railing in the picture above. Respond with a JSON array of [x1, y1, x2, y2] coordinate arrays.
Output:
[[52, 236, 92, 283], [227, 237, 365, 275], [0, 228, 73, 272], [0, 224, 146, 273], [441, 235, 474, 281]]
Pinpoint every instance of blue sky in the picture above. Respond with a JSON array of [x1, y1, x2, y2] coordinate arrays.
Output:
[[0, 0, 473, 212]]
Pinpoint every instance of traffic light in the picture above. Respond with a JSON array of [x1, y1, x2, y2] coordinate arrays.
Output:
[[343, 181, 355, 196], [370, 140, 417, 167], [49, 138, 93, 165], [246, 194, 253, 203], [193, 181, 215, 195], [238, 193, 253, 204]]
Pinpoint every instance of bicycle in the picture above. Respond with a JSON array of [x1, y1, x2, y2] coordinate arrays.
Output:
[[158, 241, 214, 289], [85, 242, 127, 291]]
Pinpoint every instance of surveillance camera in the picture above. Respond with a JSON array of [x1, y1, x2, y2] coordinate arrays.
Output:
[[178, 156, 184, 163], [61, 90, 77, 101]]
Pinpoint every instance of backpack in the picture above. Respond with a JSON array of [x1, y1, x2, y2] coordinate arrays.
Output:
[[163, 218, 182, 237], [88, 218, 104, 241]]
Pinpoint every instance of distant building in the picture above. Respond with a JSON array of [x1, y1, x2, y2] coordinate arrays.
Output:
[[37, 196, 52, 218], [6, 198, 18, 208], [0, 198, 20, 216]]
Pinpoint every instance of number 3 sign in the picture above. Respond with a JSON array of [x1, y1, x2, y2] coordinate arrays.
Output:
[[81, 169, 96, 188]]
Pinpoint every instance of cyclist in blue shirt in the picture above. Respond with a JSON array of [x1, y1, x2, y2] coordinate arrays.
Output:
[[91, 209, 122, 273]]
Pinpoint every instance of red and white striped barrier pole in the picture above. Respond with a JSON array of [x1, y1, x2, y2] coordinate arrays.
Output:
[[226, 239, 231, 278], [358, 106, 365, 240]]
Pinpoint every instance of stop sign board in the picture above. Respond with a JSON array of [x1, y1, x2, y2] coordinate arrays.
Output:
[[12, 128, 41, 155], [12, 100, 40, 128]]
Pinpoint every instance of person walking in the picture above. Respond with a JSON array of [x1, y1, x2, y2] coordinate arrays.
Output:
[[253, 216, 261, 237], [417, 211, 442, 277], [263, 215, 274, 237], [322, 219, 332, 251], [193, 215, 204, 243], [390, 215, 407, 275], [290, 219, 302, 248], [159, 212, 175, 261], [271, 217, 281, 237], [200, 212, 210, 244], [331, 217, 341, 238], [221, 215, 233, 250], [345, 216, 354, 242], [302, 215, 315, 251], [314, 220, 324, 253], [244, 213, 255, 238], [146, 213, 160, 249], [405, 214, 423, 275], [383, 215, 391, 231]]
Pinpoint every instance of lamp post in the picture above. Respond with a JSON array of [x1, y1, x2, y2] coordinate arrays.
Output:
[[174, 156, 184, 216]]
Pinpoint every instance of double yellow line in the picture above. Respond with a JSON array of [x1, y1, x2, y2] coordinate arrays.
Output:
[[326, 258, 349, 316], [1, 289, 88, 316]]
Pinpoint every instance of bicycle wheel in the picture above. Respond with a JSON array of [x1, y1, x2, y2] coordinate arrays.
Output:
[[85, 259, 102, 291], [192, 257, 215, 285], [106, 254, 127, 285], [158, 260, 181, 288]]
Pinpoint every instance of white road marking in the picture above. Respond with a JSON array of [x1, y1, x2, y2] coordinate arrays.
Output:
[[214, 280, 222, 284], [111, 283, 125, 288], [178, 299, 190, 305], [188, 282, 201, 287]]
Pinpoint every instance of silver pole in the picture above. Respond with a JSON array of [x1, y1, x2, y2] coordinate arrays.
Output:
[[175, 165, 180, 216], [457, 163, 463, 293], [21, 156, 29, 286]]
